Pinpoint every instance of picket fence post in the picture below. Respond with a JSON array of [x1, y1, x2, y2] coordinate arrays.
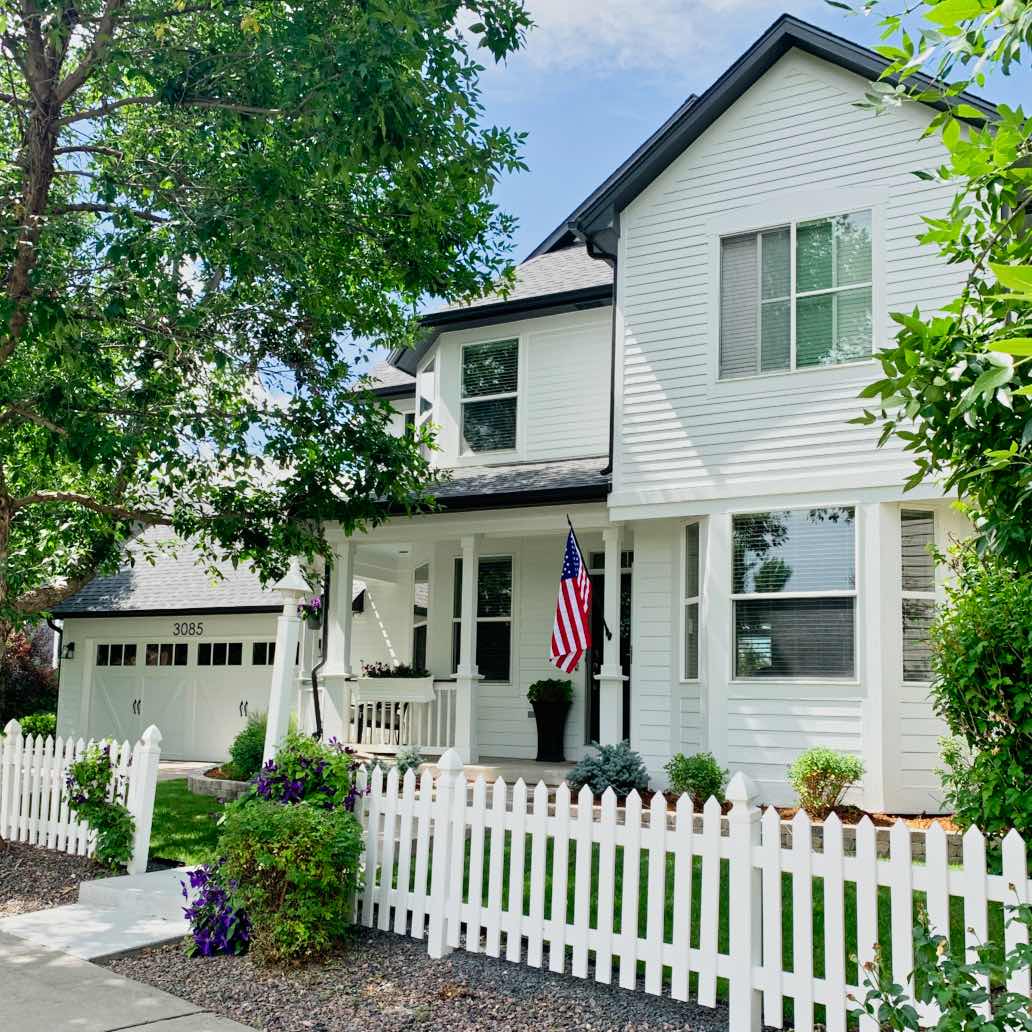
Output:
[[1, 719, 21, 840], [126, 725, 162, 874], [427, 747, 463, 959], [727, 771, 762, 1032]]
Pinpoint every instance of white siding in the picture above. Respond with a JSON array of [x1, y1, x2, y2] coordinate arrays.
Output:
[[425, 309, 611, 469], [351, 579, 412, 671], [612, 48, 963, 511]]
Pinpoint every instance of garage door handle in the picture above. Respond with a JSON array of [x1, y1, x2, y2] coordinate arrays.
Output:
[[238, 700, 243, 717], [243, 701, 249, 717]]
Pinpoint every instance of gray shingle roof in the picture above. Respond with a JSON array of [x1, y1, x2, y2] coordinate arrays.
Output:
[[368, 361, 415, 393], [425, 245, 612, 317], [54, 528, 281, 616], [430, 455, 610, 509]]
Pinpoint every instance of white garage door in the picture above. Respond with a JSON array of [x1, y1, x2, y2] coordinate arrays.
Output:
[[89, 636, 277, 761]]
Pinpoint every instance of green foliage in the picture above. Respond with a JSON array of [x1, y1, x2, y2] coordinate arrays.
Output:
[[219, 799, 363, 963], [0, 0, 532, 629], [64, 744, 135, 869], [394, 744, 423, 778], [854, 906, 1032, 1032], [929, 545, 1032, 836], [664, 751, 729, 808], [225, 712, 267, 782], [360, 662, 429, 678], [567, 741, 650, 800], [526, 678, 574, 704], [848, 1, 1032, 568], [787, 747, 864, 820], [252, 730, 361, 809], [0, 633, 57, 724], [12, 712, 56, 739]]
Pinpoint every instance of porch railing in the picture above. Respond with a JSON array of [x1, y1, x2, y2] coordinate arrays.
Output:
[[346, 680, 456, 756]]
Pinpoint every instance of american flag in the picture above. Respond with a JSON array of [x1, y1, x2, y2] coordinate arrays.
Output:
[[549, 528, 592, 673]]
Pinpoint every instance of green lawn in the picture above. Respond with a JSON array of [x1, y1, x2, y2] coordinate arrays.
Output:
[[148, 779, 224, 866]]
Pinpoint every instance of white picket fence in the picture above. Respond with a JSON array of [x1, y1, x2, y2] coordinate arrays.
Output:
[[0, 719, 162, 874], [353, 749, 1032, 1032]]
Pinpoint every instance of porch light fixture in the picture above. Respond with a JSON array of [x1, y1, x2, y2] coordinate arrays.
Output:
[[62, 641, 76, 660]]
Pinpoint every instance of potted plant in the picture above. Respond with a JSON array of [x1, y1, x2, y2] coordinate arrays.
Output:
[[527, 678, 574, 763], [297, 595, 323, 628]]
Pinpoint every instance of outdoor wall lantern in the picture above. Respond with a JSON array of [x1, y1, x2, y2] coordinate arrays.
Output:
[[62, 641, 76, 660]]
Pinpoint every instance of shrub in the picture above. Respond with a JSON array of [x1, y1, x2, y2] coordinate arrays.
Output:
[[182, 861, 251, 957], [567, 741, 649, 799], [64, 743, 135, 869], [929, 546, 1032, 837], [854, 907, 1032, 1032], [252, 730, 362, 811], [15, 712, 56, 738], [526, 678, 573, 704], [664, 751, 728, 808], [787, 747, 864, 820], [394, 744, 423, 778], [360, 661, 429, 677], [225, 712, 266, 781], [0, 632, 57, 724], [219, 799, 362, 963]]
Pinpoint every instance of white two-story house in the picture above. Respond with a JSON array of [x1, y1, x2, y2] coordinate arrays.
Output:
[[290, 13, 991, 814]]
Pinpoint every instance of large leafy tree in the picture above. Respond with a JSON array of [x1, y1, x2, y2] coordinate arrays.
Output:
[[0, 0, 530, 636], [848, 0, 1032, 568]]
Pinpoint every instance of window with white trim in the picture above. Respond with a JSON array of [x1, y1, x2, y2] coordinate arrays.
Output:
[[683, 522, 701, 679], [96, 643, 137, 667], [415, 356, 436, 457], [900, 509, 937, 683], [732, 508, 856, 678], [461, 339, 518, 452], [719, 209, 873, 378], [145, 643, 188, 667], [452, 556, 512, 681], [197, 641, 243, 666], [412, 563, 429, 671], [251, 641, 276, 666]]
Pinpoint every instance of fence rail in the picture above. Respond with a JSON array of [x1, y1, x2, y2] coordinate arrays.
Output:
[[0, 719, 162, 874], [354, 749, 1032, 1032]]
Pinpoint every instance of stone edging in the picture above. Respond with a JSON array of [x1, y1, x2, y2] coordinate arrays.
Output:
[[187, 771, 250, 801]]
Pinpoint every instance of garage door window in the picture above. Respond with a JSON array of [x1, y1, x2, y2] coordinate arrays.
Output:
[[197, 641, 243, 666], [145, 643, 188, 667], [252, 642, 276, 666], [96, 643, 137, 667]]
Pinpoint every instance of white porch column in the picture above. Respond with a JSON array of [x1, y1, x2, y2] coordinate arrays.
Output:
[[454, 533, 482, 764], [596, 525, 627, 744], [263, 562, 310, 763], [321, 541, 356, 743]]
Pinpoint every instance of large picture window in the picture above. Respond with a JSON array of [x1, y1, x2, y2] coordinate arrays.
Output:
[[719, 210, 873, 378], [732, 508, 856, 679], [461, 340, 518, 452], [683, 522, 701, 680], [900, 509, 936, 683], [452, 556, 512, 681]]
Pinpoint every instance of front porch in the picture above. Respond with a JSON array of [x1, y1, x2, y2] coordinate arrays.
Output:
[[267, 501, 631, 766]]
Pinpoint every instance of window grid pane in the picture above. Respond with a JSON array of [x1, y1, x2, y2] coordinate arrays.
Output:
[[685, 602, 699, 679], [462, 396, 517, 452], [735, 597, 855, 678], [719, 232, 759, 378], [901, 510, 936, 592], [903, 599, 936, 682], [462, 340, 518, 398]]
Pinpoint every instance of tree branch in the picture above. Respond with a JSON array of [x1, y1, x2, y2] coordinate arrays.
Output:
[[50, 202, 169, 224], [56, 0, 125, 103], [10, 490, 170, 523], [0, 404, 67, 435], [57, 94, 282, 127]]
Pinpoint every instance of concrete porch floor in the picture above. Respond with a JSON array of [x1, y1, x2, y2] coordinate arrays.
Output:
[[425, 755, 574, 786]]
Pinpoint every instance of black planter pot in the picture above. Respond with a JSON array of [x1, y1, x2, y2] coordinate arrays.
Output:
[[531, 699, 571, 763]]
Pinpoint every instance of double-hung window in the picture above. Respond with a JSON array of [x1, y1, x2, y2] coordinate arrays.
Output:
[[461, 340, 518, 452], [412, 563, 430, 672], [719, 209, 873, 378], [900, 510, 936, 682], [732, 508, 856, 678], [683, 523, 701, 679], [452, 556, 513, 681]]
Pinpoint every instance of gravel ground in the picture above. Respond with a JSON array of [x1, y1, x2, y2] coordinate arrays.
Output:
[[0, 840, 107, 916], [106, 927, 728, 1032]]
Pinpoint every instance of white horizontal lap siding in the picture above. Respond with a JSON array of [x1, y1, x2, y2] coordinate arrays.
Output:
[[726, 689, 864, 805], [615, 49, 964, 502], [678, 688, 702, 754]]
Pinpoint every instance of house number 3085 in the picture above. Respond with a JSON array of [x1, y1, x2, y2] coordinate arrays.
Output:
[[173, 621, 204, 636]]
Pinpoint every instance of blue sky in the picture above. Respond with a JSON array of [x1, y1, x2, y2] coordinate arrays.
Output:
[[472, 0, 1032, 261]]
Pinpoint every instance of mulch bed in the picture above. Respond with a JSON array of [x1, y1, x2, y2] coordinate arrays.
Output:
[[106, 927, 729, 1032], [0, 840, 107, 917]]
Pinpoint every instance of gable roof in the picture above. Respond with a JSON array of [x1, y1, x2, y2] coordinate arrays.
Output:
[[368, 360, 415, 398], [559, 14, 995, 257]]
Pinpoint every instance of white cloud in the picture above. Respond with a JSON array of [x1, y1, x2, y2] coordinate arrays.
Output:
[[495, 0, 805, 72]]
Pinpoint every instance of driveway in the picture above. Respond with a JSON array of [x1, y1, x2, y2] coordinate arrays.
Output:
[[158, 761, 215, 782], [0, 931, 255, 1032]]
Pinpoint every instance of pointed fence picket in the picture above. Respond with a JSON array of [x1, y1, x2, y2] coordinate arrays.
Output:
[[0, 719, 161, 873], [353, 750, 1032, 1032]]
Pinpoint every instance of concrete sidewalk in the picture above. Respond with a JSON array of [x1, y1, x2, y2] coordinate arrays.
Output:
[[0, 931, 255, 1032]]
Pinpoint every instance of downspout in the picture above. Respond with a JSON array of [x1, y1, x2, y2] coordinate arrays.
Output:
[[47, 618, 63, 679], [308, 565, 330, 741], [601, 254, 618, 477]]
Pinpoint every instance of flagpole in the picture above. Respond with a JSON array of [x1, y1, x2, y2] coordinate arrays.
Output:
[[566, 514, 613, 642]]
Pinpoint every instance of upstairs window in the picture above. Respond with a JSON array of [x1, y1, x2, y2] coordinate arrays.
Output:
[[461, 340, 518, 452], [719, 210, 873, 378], [900, 510, 936, 683], [732, 508, 856, 679]]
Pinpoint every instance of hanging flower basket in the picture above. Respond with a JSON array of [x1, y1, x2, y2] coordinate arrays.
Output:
[[297, 596, 323, 628]]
